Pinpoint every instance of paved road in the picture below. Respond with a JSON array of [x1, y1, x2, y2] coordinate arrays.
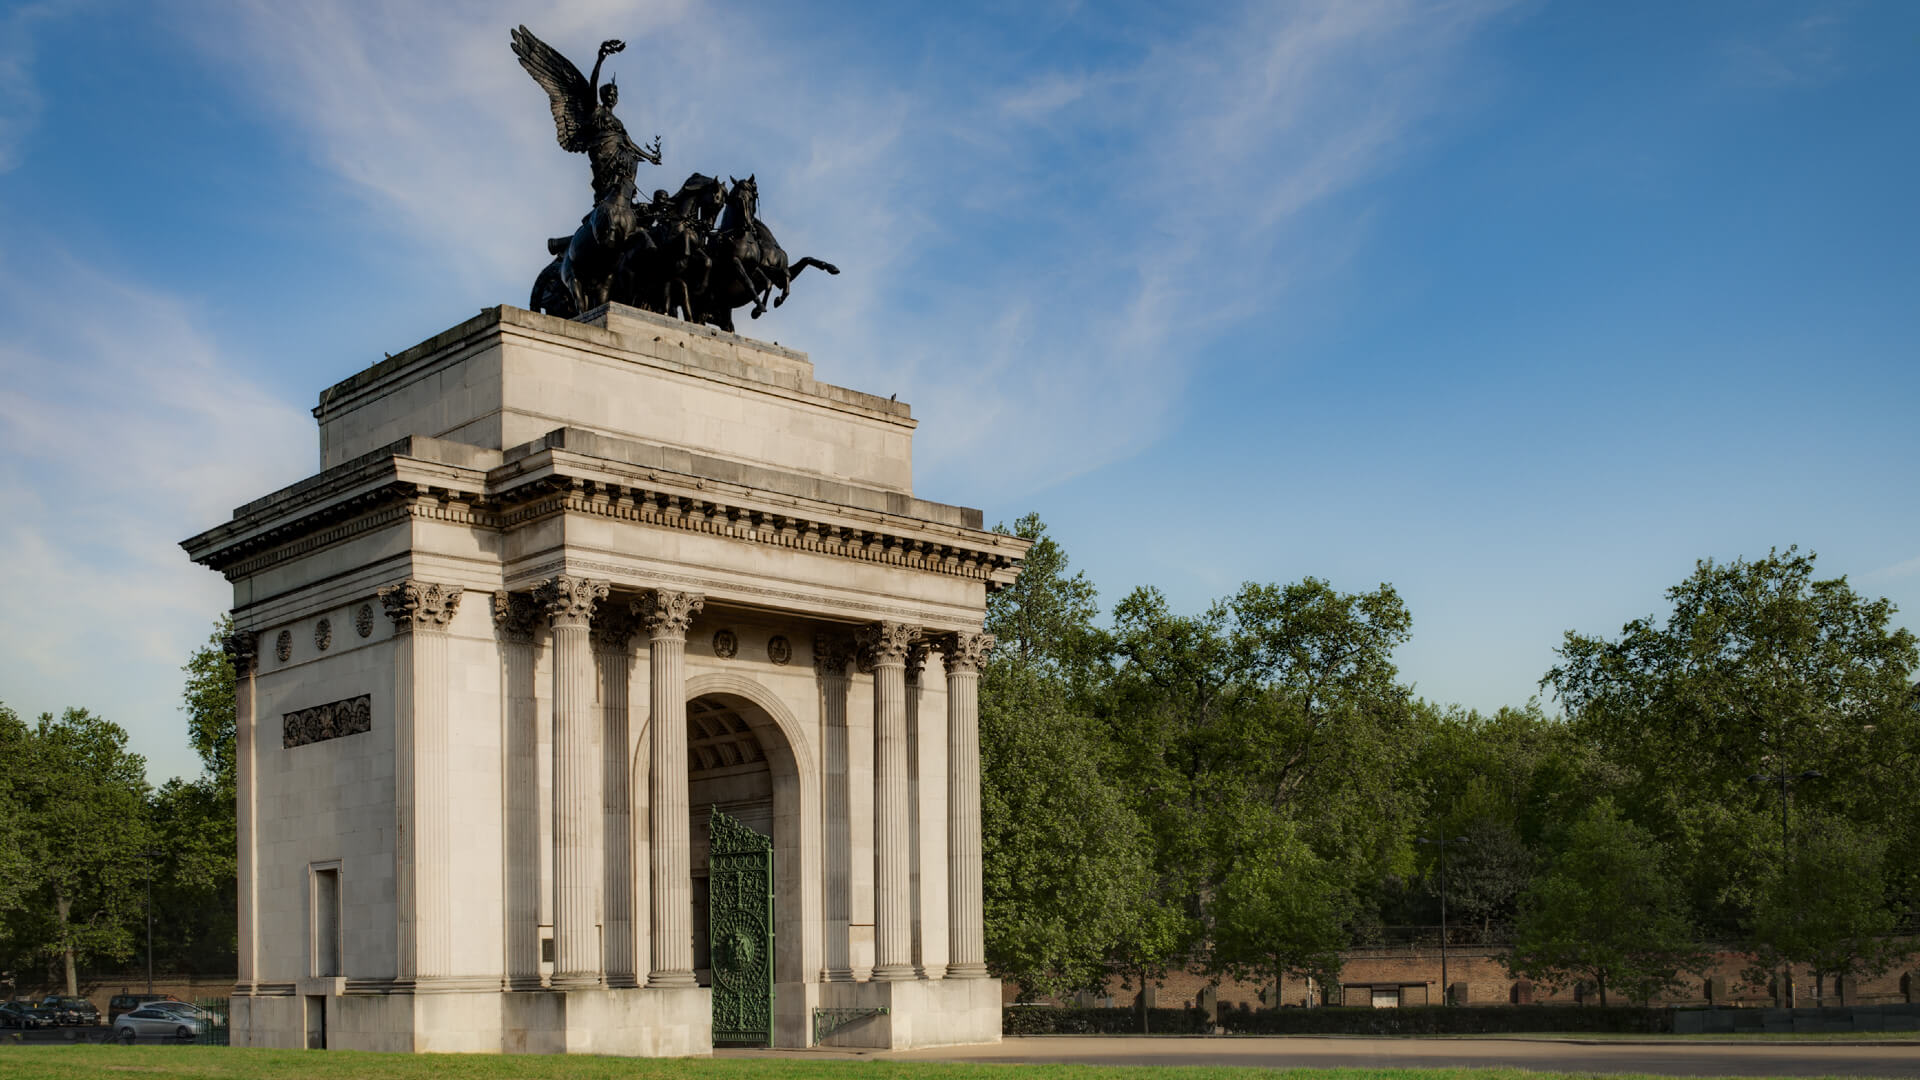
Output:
[[873, 1035, 1920, 1077]]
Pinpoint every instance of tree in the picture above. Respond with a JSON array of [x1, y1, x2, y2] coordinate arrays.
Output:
[[0, 706, 35, 924], [0, 708, 151, 995], [1543, 547, 1920, 942], [1746, 812, 1914, 1002], [181, 616, 238, 791], [979, 662, 1156, 998], [979, 514, 1158, 998], [1508, 799, 1703, 1005], [1211, 817, 1349, 1003]]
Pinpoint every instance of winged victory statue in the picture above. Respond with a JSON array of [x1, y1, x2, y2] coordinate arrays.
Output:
[[511, 25, 837, 330]]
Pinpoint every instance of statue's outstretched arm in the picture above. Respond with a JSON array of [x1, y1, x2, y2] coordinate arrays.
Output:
[[588, 38, 625, 95]]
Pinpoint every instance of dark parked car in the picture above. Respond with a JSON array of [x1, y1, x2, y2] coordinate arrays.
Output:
[[106, 993, 178, 1025], [39, 995, 101, 1025], [1, 1001, 54, 1029]]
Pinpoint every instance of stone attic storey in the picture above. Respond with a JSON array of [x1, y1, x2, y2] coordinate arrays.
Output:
[[183, 303, 1029, 1055]]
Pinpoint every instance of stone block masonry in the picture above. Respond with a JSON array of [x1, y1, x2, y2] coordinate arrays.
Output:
[[185, 303, 1029, 1054]]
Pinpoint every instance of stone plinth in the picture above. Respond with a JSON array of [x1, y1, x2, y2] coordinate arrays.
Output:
[[186, 304, 1028, 1055]]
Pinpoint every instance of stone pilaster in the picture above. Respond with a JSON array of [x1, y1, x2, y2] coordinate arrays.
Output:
[[537, 575, 610, 990], [379, 579, 463, 982], [592, 602, 643, 988], [638, 588, 703, 988], [905, 641, 929, 978], [224, 629, 259, 994], [940, 630, 994, 978], [814, 633, 854, 981], [859, 620, 921, 981], [493, 591, 543, 990]]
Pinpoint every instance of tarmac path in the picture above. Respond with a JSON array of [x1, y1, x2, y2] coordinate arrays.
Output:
[[867, 1035, 1920, 1077]]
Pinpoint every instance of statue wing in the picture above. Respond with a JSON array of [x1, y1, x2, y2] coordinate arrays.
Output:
[[511, 25, 594, 154]]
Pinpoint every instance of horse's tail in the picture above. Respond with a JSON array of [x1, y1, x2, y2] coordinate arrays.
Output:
[[547, 236, 571, 257]]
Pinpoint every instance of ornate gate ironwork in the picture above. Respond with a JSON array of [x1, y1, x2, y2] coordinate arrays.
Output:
[[709, 808, 774, 1047]]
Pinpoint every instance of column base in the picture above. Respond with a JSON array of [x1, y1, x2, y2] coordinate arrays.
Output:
[[606, 974, 641, 989], [822, 969, 856, 983], [648, 970, 698, 989], [505, 976, 547, 992], [945, 962, 988, 979], [550, 973, 606, 991], [871, 963, 918, 982]]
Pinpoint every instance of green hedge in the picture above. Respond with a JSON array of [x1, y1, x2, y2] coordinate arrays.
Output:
[[1217, 1004, 1673, 1035], [1003, 1007, 1214, 1035]]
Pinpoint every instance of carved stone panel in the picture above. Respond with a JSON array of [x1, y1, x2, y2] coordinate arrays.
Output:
[[283, 695, 373, 749]]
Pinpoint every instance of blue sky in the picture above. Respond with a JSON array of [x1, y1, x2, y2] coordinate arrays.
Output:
[[2, 0, 1916, 784]]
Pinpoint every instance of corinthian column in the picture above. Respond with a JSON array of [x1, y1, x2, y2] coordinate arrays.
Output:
[[379, 579, 464, 983], [815, 634, 854, 981], [592, 602, 643, 988], [493, 592, 543, 990], [537, 575, 610, 990], [941, 630, 994, 978], [858, 620, 921, 981], [225, 630, 259, 995], [638, 588, 703, 988]]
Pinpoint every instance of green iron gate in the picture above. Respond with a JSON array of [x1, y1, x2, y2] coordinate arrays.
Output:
[[709, 808, 774, 1047]]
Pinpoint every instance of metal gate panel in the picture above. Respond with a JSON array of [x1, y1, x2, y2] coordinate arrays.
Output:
[[709, 807, 774, 1046]]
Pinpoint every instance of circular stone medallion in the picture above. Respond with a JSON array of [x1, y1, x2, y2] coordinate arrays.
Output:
[[766, 635, 791, 665], [315, 618, 333, 652], [275, 629, 293, 663], [712, 629, 739, 659], [355, 603, 375, 638]]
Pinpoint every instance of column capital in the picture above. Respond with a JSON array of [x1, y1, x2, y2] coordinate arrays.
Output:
[[379, 579, 463, 633], [905, 640, 933, 682], [939, 630, 996, 674], [536, 575, 609, 628], [591, 599, 645, 653], [856, 621, 922, 668], [812, 632, 854, 679], [223, 629, 259, 677], [491, 591, 541, 644], [635, 589, 704, 639]]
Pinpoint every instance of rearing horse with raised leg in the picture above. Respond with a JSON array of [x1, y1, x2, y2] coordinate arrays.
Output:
[[704, 175, 839, 329]]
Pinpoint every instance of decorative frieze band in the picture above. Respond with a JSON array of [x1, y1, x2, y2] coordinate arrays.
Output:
[[284, 694, 373, 748], [379, 579, 463, 632], [198, 475, 1025, 592]]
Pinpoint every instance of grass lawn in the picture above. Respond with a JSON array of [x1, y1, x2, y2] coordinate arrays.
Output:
[[0, 1047, 1871, 1080]]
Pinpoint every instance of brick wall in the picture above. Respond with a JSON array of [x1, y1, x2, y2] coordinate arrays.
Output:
[[1006, 949, 1918, 1009]]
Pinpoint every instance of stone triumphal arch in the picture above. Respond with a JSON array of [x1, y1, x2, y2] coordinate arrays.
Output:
[[184, 304, 1028, 1055]]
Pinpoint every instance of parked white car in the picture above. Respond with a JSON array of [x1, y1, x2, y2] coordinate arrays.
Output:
[[114, 1005, 206, 1041], [149, 1001, 225, 1028]]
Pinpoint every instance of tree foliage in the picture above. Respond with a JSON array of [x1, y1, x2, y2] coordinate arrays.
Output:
[[1508, 799, 1703, 1005]]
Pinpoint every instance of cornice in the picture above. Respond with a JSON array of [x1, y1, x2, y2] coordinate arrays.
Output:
[[185, 448, 1030, 589]]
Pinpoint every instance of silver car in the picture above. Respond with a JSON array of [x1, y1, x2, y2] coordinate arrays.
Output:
[[150, 1001, 224, 1028], [114, 1005, 206, 1041]]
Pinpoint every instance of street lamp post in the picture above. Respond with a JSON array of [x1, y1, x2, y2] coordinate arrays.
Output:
[[1417, 835, 1469, 1005], [143, 848, 162, 996], [1748, 769, 1821, 1009]]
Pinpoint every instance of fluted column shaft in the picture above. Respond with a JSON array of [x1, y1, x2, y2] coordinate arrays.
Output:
[[494, 593, 543, 989], [816, 636, 853, 981], [943, 631, 995, 978], [642, 589, 704, 987], [225, 631, 259, 994], [594, 605, 642, 987], [862, 621, 921, 981], [380, 579, 464, 982], [540, 576, 610, 990]]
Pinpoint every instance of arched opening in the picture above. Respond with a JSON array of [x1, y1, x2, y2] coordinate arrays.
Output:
[[687, 694, 775, 986]]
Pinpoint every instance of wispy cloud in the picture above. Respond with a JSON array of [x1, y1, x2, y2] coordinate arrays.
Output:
[[1720, 4, 1852, 89], [0, 247, 312, 780], [0, 1, 68, 172], [1864, 552, 1920, 583], [179, 0, 1510, 503]]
